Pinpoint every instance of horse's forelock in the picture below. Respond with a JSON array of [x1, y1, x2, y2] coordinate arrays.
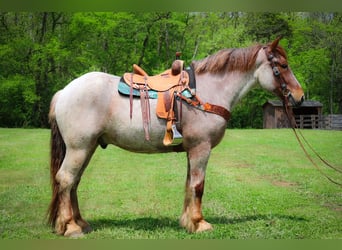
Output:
[[193, 45, 263, 74]]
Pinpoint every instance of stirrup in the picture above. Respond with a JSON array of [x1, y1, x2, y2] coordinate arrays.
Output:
[[170, 124, 183, 145], [163, 124, 183, 146]]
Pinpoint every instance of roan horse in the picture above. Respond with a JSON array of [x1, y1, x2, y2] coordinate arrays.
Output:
[[47, 37, 304, 237]]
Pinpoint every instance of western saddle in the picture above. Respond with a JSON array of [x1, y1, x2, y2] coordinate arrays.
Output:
[[121, 59, 190, 146], [119, 58, 231, 146]]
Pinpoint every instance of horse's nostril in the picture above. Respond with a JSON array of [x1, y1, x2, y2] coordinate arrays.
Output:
[[300, 95, 305, 105]]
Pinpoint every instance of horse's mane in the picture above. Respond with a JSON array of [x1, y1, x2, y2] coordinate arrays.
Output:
[[192, 44, 287, 74]]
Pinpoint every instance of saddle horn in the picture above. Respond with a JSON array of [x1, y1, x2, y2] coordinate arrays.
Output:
[[175, 51, 182, 60]]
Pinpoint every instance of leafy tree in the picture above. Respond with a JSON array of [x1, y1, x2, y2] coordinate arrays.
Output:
[[0, 75, 37, 127], [286, 12, 342, 114], [244, 12, 292, 42], [1, 11, 342, 128]]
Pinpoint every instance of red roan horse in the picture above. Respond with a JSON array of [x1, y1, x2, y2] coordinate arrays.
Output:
[[47, 37, 304, 237]]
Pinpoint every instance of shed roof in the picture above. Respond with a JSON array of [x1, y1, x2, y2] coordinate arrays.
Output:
[[263, 100, 323, 108]]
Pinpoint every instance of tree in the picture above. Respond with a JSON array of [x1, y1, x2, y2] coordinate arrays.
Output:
[[244, 12, 292, 42], [0, 75, 37, 127], [1, 11, 342, 128], [287, 12, 342, 114]]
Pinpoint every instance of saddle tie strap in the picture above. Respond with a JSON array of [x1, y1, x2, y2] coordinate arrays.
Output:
[[140, 79, 151, 141], [129, 73, 134, 119]]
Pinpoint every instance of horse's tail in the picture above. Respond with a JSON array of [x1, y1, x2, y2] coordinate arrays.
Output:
[[47, 91, 65, 228]]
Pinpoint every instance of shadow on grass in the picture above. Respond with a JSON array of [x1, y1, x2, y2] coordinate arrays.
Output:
[[88, 214, 307, 232], [88, 217, 180, 232]]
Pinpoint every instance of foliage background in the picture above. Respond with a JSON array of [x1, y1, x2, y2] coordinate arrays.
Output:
[[1, 12, 342, 128]]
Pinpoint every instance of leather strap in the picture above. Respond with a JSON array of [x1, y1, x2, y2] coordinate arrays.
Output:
[[176, 93, 231, 122], [202, 103, 231, 121], [140, 87, 150, 141], [185, 65, 196, 90], [129, 73, 134, 119]]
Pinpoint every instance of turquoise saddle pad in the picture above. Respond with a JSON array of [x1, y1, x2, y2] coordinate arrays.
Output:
[[118, 78, 193, 99], [118, 78, 158, 99]]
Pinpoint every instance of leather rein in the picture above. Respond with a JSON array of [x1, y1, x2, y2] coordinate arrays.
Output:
[[266, 48, 342, 187]]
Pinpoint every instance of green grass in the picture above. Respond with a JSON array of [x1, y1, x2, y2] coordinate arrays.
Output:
[[0, 128, 341, 239]]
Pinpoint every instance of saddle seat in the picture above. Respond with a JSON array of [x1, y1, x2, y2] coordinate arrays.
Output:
[[123, 60, 189, 91]]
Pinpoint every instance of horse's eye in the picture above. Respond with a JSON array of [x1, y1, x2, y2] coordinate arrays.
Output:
[[281, 64, 288, 69]]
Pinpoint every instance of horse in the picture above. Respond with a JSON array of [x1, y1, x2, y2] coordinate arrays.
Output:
[[47, 37, 304, 237]]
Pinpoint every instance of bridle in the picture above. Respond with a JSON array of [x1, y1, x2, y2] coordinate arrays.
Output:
[[264, 46, 342, 187], [264, 46, 290, 98]]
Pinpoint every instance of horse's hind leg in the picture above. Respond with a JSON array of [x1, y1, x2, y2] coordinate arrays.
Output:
[[55, 146, 95, 237], [69, 151, 95, 234], [69, 180, 92, 235], [180, 143, 213, 233]]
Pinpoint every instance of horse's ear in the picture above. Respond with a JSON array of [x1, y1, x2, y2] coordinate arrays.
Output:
[[270, 36, 282, 51]]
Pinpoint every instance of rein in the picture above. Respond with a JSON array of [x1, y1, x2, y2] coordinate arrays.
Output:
[[282, 88, 342, 188], [265, 46, 342, 187]]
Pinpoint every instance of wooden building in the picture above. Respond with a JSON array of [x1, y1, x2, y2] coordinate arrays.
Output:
[[262, 100, 323, 129]]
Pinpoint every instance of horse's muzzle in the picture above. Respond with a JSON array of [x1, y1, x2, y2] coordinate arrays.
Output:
[[289, 93, 304, 107]]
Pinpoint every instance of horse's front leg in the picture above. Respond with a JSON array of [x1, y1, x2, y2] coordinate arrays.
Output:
[[180, 143, 213, 233]]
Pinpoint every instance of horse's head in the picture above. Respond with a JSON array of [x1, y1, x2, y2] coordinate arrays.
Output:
[[256, 37, 305, 107]]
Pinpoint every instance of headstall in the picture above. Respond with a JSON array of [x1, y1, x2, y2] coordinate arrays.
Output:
[[264, 47, 290, 98]]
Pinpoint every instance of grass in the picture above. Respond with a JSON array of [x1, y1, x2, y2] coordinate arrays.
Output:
[[0, 128, 341, 239]]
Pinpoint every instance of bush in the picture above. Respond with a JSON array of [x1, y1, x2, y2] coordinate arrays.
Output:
[[0, 75, 38, 127]]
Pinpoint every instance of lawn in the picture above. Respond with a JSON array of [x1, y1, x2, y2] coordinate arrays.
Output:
[[0, 128, 341, 239]]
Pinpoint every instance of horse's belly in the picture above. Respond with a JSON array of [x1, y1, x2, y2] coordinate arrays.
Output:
[[103, 114, 176, 153], [111, 134, 168, 153]]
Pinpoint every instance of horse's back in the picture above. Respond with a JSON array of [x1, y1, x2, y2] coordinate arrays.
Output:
[[52, 72, 171, 152]]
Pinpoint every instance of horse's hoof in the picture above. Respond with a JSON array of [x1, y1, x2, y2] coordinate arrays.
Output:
[[180, 215, 213, 233], [64, 223, 84, 238], [75, 219, 93, 234], [195, 220, 213, 233], [65, 231, 85, 238]]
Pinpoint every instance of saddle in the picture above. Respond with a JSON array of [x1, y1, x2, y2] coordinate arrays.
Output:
[[123, 60, 189, 92], [120, 60, 190, 146]]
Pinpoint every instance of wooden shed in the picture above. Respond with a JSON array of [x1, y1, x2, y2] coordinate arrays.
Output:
[[262, 100, 323, 129]]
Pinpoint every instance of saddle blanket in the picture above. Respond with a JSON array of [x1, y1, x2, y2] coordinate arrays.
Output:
[[118, 78, 193, 99], [118, 78, 158, 99]]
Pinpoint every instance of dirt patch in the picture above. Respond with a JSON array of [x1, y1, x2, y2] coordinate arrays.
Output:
[[271, 180, 297, 187], [324, 203, 342, 212], [232, 163, 254, 168], [258, 174, 298, 188]]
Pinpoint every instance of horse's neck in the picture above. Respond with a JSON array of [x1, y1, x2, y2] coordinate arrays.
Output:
[[195, 71, 257, 111], [231, 73, 258, 107]]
